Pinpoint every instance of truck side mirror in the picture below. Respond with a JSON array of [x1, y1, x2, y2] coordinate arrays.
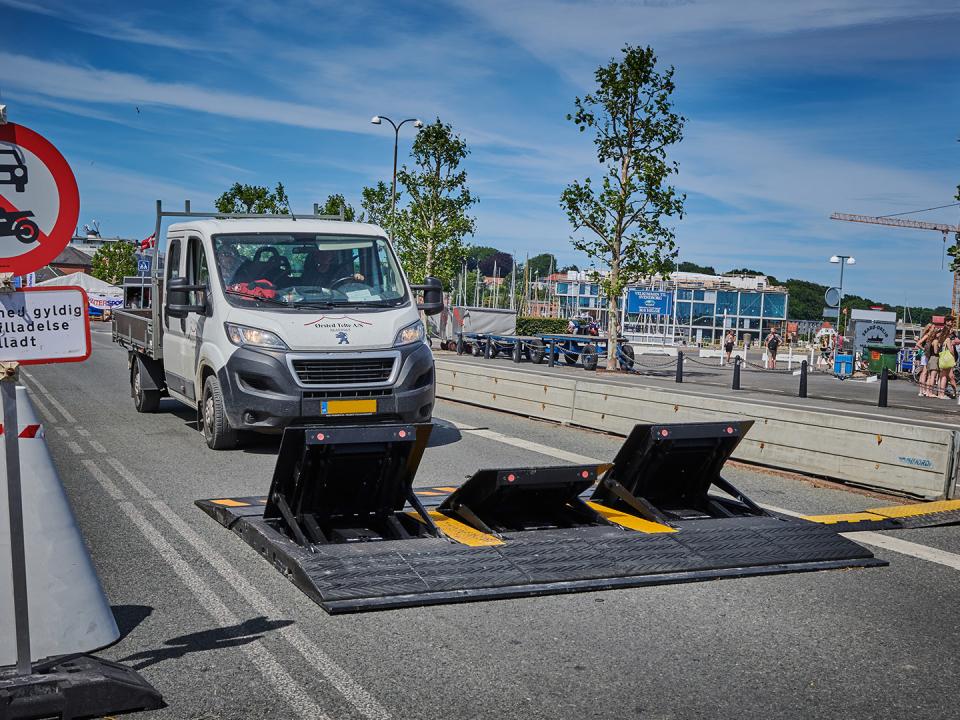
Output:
[[412, 276, 443, 316], [166, 276, 208, 318]]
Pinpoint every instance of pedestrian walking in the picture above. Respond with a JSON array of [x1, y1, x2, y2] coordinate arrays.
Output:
[[916, 322, 935, 397], [764, 328, 782, 370], [723, 330, 735, 366], [935, 319, 956, 399], [923, 325, 944, 398]]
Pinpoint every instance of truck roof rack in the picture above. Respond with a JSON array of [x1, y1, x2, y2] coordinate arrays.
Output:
[[154, 199, 346, 224]]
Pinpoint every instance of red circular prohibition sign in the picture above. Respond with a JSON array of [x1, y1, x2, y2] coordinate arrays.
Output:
[[0, 123, 80, 276]]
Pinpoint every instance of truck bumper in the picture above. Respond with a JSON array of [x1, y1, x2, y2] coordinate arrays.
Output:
[[217, 342, 434, 432]]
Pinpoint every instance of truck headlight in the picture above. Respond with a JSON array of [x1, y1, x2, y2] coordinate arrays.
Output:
[[225, 323, 288, 349], [393, 320, 424, 346]]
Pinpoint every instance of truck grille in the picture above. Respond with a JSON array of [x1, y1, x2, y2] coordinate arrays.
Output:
[[291, 357, 395, 385]]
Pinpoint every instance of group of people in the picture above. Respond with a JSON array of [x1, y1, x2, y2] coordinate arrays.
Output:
[[721, 328, 785, 369], [916, 317, 958, 399]]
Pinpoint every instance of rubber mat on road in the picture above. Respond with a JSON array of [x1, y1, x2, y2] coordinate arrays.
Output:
[[195, 502, 884, 614]]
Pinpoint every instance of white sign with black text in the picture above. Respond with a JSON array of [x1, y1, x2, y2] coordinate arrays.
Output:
[[0, 286, 90, 363]]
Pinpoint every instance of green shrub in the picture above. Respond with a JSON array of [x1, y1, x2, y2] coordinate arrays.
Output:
[[516, 317, 569, 335]]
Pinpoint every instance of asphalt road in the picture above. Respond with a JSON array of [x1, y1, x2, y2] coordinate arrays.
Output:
[[18, 325, 960, 719]]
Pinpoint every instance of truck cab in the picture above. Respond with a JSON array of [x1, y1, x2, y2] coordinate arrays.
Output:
[[115, 208, 441, 449]]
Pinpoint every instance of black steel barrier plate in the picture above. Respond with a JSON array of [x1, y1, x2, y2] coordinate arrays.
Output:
[[196, 499, 885, 614]]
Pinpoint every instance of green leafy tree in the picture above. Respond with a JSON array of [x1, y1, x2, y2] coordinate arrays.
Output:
[[362, 119, 476, 286], [91, 241, 137, 285], [676, 261, 716, 275], [561, 45, 685, 368], [215, 182, 290, 214], [318, 193, 356, 221], [465, 245, 498, 271], [527, 253, 557, 278]]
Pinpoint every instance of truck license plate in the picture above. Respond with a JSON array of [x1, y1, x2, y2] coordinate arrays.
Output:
[[321, 399, 377, 415]]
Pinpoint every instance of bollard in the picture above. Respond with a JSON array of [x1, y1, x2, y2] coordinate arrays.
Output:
[[675, 351, 683, 383], [548, 339, 555, 367], [484, 336, 491, 360], [456, 332, 464, 355], [513, 339, 521, 363], [878, 367, 888, 408], [799, 360, 808, 398], [732, 356, 741, 390]]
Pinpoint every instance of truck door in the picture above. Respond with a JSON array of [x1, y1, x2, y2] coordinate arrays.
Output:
[[160, 237, 192, 399], [183, 235, 210, 396]]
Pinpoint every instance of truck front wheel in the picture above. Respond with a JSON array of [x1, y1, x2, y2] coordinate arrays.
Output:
[[202, 376, 238, 450], [132, 362, 160, 413]]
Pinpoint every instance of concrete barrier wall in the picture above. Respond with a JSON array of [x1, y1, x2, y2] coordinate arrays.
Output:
[[436, 359, 958, 499]]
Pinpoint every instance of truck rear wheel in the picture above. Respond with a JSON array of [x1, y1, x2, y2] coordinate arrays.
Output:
[[132, 362, 160, 413], [202, 376, 238, 450]]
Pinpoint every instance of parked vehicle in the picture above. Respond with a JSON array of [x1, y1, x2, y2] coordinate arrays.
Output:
[[113, 202, 442, 449]]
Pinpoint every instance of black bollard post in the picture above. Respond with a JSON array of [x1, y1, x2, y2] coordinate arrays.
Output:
[[675, 351, 684, 383], [878, 367, 888, 408], [548, 339, 556, 367], [483, 336, 491, 360], [456, 332, 464, 355], [732, 356, 741, 390], [799, 360, 808, 398], [513, 339, 522, 363]]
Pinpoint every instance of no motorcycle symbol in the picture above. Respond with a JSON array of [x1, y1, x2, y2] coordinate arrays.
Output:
[[0, 123, 79, 276]]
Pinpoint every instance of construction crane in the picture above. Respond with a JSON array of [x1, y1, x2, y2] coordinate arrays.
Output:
[[830, 212, 960, 315]]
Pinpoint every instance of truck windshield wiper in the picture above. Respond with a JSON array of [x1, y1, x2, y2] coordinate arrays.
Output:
[[326, 300, 399, 308], [224, 289, 292, 307]]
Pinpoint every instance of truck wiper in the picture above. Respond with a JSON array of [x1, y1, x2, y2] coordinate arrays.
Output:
[[224, 289, 292, 307], [326, 300, 398, 308]]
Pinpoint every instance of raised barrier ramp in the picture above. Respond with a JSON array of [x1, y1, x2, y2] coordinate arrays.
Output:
[[190, 420, 960, 614], [435, 359, 960, 499]]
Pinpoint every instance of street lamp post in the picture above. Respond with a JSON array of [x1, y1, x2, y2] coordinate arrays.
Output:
[[830, 254, 856, 342], [370, 116, 423, 224]]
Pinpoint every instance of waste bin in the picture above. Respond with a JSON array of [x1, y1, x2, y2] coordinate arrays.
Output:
[[865, 345, 899, 375], [834, 353, 853, 376]]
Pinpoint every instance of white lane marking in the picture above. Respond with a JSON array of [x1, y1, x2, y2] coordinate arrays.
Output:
[[80, 459, 329, 720], [75, 427, 90, 437], [66, 440, 85, 455], [450, 421, 960, 572], [88, 439, 107, 454], [24, 386, 56, 423], [842, 532, 960, 571], [53, 427, 68, 436], [21, 371, 77, 423], [447, 420, 603, 465], [106, 456, 392, 720]]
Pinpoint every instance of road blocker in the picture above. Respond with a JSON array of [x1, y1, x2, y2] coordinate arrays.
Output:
[[196, 418, 960, 614]]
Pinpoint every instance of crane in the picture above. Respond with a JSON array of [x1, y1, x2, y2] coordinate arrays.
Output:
[[830, 212, 960, 315]]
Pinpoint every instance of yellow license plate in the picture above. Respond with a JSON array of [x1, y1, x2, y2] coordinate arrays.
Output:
[[321, 399, 378, 415]]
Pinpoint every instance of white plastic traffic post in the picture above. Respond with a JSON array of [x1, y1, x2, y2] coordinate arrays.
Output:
[[2, 362, 30, 676]]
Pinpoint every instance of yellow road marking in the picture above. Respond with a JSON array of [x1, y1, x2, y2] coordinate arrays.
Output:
[[435, 486, 458, 492], [586, 501, 676, 534], [802, 511, 886, 525], [866, 499, 960, 519], [211, 498, 250, 507], [408, 511, 504, 547], [416, 490, 444, 496]]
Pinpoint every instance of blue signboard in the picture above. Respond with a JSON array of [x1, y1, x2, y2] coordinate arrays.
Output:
[[626, 289, 672, 315], [137, 259, 151, 274]]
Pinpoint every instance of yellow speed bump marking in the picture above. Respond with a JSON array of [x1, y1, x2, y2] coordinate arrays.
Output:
[[802, 512, 886, 525], [408, 511, 504, 547], [211, 498, 250, 507], [866, 499, 960, 519], [586, 501, 676, 534]]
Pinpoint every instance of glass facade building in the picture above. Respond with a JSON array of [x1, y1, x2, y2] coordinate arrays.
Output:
[[553, 273, 789, 345]]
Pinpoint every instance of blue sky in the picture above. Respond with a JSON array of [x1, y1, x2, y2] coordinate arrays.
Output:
[[2, 0, 958, 307]]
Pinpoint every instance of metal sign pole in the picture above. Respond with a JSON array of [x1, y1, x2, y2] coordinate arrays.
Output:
[[2, 359, 30, 676]]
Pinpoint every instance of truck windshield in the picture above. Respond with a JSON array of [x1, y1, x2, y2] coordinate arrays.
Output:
[[212, 233, 408, 309]]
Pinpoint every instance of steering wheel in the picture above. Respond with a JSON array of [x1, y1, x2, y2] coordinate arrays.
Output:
[[330, 274, 367, 289]]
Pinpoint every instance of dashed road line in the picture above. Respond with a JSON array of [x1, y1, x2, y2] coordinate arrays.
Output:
[[21, 372, 77, 423], [842, 532, 960, 570], [66, 440, 85, 455], [27, 376, 391, 720], [106, 456, 392, 720], [79, 459, 329, 720]]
